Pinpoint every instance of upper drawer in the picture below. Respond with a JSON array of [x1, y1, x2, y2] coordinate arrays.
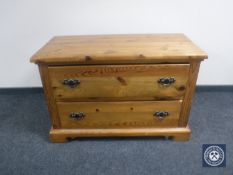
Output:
[[48, 64, 189, 101]]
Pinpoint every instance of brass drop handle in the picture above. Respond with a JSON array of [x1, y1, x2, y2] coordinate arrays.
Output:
[[70, 112, 85, 120], [154, 111, 169, 119], [63, 79, 80, 88], [158, 77, 175, 86]]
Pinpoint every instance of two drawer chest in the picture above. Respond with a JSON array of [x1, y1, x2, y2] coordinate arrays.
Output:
[[31, 34, 207, 142]]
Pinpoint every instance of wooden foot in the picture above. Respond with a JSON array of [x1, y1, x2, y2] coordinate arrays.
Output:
[[173, 126, 191, 141], [49, 126, 191, 143], [49, 130, 68, 143], [173, 133, 190, 141]]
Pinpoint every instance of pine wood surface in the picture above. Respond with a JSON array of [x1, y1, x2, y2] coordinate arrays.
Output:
[[31, 34, 207, 142], [179, 61, 201, 126], [49, 126, 191, 142], [49, 64, 189, 101], [39, 65, 61, 128], [57, 100, 182, 129], [31, 34, 207, 64]]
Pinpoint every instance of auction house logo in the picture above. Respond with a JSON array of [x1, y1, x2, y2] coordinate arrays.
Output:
[[203, 144, 226, 167]]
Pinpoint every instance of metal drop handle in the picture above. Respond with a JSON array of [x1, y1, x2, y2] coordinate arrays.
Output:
[[158, 77, 176, 86], [70, 112, 85, 120], [154, 111, 169, 119], [63, 79, 80, 88]]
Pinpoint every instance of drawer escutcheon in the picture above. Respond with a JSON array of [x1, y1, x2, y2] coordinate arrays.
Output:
[[158, 77, 176, 86], [63, 79, 80, 88], [70, 112, 86, 120], [154, 111, 169, 119]]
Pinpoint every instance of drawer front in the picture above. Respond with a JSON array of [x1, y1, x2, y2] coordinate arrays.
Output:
[[49, 64, 189, 101], [57, 101, 182, 128]]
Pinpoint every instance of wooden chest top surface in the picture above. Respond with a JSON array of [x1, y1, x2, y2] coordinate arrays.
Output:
[[31, 34, 207, 64]]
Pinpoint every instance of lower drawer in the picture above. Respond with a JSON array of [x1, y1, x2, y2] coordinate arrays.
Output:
[[57, 101, 182, 129]]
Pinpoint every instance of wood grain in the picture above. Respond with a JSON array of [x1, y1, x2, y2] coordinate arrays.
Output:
[[39, 64, 61, 128], [30, 34, 207, 64], [49, 126, 191, 143], [49, 64, 189, 101], [57, 101, 182, 129], [178, 61, 201, 126], [31, 34, 207, 142]]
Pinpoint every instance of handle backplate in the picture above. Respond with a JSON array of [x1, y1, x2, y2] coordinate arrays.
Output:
[[158, 77, 176, 86], [70, 112, 85, 120], [154, 111, 169, 119], [63, 79, 80, 88]]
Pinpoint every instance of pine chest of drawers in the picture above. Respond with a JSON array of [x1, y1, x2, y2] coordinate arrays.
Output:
[[31, 34, 207, 142]]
